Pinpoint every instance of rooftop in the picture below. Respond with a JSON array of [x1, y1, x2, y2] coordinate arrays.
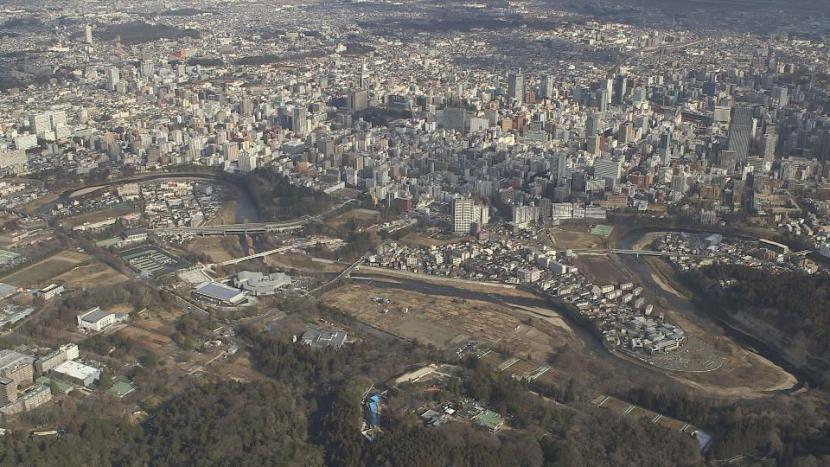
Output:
[[79, 307, 111, 324], [0, 349, 34, 371], [194, 281, 246, 303], [51, 360, 100, 382]]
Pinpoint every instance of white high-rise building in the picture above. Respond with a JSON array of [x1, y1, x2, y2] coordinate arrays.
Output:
[[107, 67, 120, 91], [593, 157, 623, 188], [84, 25, 93, 44], [453, 197, 488, 234]]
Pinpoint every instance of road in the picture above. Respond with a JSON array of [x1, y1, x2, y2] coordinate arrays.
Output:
[[151, 200, 356, 236], [219, 239, 341, 266]]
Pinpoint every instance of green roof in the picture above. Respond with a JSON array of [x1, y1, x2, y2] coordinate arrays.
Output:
[[35, 376, 73, 394], [590, 224, 615, 238], [107, 379, 136, 398], [473, 410, 504, 430]]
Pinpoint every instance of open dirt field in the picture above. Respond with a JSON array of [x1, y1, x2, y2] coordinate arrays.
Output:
[[398, 231, 459, 248], [55, 260, 129, 289], [118, 324, 176, 355], [547, 226, 605, 249], [266, 253, 345, 273], [62, 207, 138, 228], [325, 208, 380, 229], [573, 255, 629, 284], [4, 250, 91, 287], [323, 283, 569, 362], [185, 238, 236, 263]]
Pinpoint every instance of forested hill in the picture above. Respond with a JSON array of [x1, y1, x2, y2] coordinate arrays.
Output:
[[687, 264, 830, 385], [234, 168, 334, 221]]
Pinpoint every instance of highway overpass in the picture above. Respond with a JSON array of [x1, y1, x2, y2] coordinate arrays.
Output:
[[150, 200, 355, 236]]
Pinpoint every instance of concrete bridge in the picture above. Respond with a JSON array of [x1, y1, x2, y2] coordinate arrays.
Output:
[[571, 248, 711, 258], [150, 200, 355, 236], [152, 220, 309, 236]]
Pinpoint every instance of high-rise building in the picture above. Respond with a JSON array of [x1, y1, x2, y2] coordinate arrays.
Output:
[[613, 75, 627, 105], [598, 89, 609, 112], [604, 78, 614, 100], [540, 75, 556, 100], [586, 113, 601, 136], [729, 105, 754, 163], [507, 72, 524, 103], [442, 107, 467, 133], [292, 106, 308, 135], [140, 60, 155, 78], [0, 377, 16, 406], [453, 197, 474, 234], [84, 24, 93, 44], [772, 86, 789, 109], [587, 135, 602, 155], [106, 66, 120, 91], [453, 197, 487, 234], [0, 350, 34, 393], [763, 131, 778, 161], [594, 157, 623, 188], [358, 59, 369, 90], [350, 89, 369, 112], [551, 152, 569, 185]]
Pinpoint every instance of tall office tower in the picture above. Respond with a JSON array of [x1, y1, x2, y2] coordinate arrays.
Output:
[[551, 152, 569, 185], [84, 24, 93, 44], [106, 66, 120, 91], [604, 78, 613, 100], [49, 111, 67, 131], [617, 121, 634, 144], [350, 89, 369, 112], [140, 60, 155, 78], [358, 59, 369, 89], [772, 86, 789, 109], [820, 130, 830, 162], [763, 131, 778, 161], [507, 72, 524, 103], [728, 105, 754, 163], [613, 75, 627, 105], [0, 376, 16, 405], [292, 106, 308, 135], [659, 132, 673, 164], [442, 107, 467, 133], [540, 75, 556, 100], [598, 89, 609, 112], [586, 113, 601, 136], [670, 170, 688, 193], [587, 135, 602, 155], [31, 113, 52, 136], [594, 157, 623, 188], [453, 197, 474, 234]]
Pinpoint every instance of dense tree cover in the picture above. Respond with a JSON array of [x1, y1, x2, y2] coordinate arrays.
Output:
[[145, 381, 322, 466], [0, 381, 319, 467], [0, 414, 144, 466], [22, 282, 177, 345], [623, 386, 830, 464], [235, 169, 333, 220], [465, 360, 570, 435], [687, 265, 830, 376]]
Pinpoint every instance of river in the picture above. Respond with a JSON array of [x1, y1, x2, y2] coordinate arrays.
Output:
[[614, 228, 809, 389], [233, 183, 260, 224]]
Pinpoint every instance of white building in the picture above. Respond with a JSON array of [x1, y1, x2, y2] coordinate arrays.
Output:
[[452, 197, 488, 234], [51, 360, 100, 387], [76, 307, 127, 333], [35, 284, 64, 301], [234, 271, 291, 296], [593, 157, 623, 188]]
